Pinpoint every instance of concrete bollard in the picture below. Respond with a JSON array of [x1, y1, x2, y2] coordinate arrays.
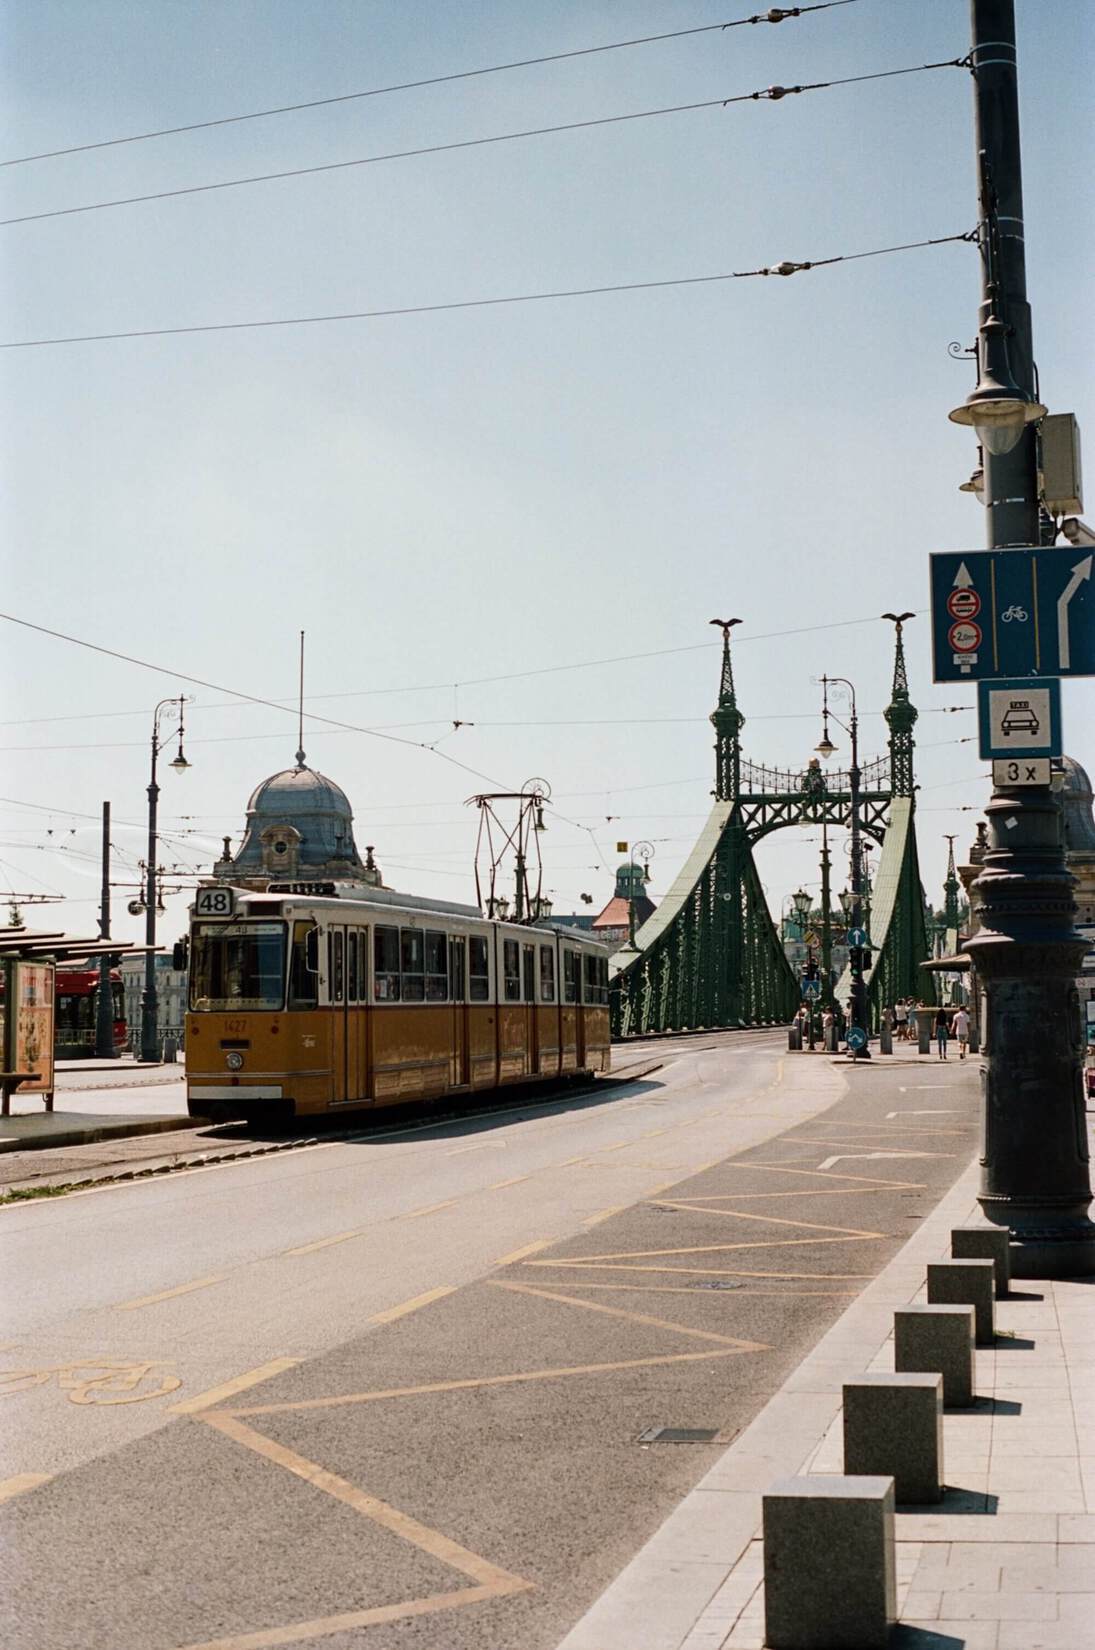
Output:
[[824, 1025, 838, 1052], [927, 1258, 996, 1346], [762, 1475, 896, 1650], [162, 1034, 178, 1064], [917, 1014, 931, 1055], [879, 1019, 893, 1055], [788, 1024, 802, 1051], [842, 1374, 944, 1505], [951, 1226, 1011, 1298], [894, 1304, 975, 1407]]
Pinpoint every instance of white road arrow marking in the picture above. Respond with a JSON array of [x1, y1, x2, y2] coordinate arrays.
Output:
[[953, 561, 974, 588], [885, 1109, 957, 1118], [1057, 554, 1092, 670], [817, 1151, 952, 1171]]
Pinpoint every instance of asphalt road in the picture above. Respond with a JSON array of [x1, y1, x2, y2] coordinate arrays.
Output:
[[1, 1033, 980, 1650]]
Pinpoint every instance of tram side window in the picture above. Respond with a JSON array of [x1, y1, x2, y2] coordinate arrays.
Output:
[[583, 953, 608, 1005], [329, 931, 345, 1003], [563, 951, 579, 1004], [425, 931, 448, 1001], [374, 927, 401, 1001], [469, 936, 490, 1001], [401, 928, 425, 1001], [288, 921, 318, 1008], [540, 946, 556, 1002], [502, 939, 521, 1002], [347, 930, 360, 1002]]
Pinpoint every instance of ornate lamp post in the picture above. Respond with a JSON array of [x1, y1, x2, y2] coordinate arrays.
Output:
[[139, 698, 189, 1063], [627, 842, 654, 948], [817, 675, 870, 1057]]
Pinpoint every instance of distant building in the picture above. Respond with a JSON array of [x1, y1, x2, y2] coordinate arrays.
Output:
[[120, 953, 187, 1046], [591, 862, 657, 949], [210, 745, 384, 893]]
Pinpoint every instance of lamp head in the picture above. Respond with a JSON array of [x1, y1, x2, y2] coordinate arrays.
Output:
[[815, 730, 837, 760], [948, 315, 1046, 456]]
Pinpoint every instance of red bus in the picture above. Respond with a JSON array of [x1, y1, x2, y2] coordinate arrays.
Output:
[[55, 968, 127, 1058]]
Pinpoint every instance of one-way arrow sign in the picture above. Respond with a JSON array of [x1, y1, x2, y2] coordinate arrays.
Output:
[[931, 547, 1095, 681]]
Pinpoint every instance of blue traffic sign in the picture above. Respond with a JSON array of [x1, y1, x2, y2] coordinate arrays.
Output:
[[846, 927, 870, 950], [978, 676, 1062, 760], [846, 1025, 868, 1051], [801, 980, 821, 1000], [930, 547, 1093, 682]]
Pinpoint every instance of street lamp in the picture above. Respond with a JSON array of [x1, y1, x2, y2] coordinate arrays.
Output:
[[948, 312, 1045, 457], [140, 697, 189, 1064], [816, 675, 870, 1058], [626, 842, 654, 948]]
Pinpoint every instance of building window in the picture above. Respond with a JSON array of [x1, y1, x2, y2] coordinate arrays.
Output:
[[539, 946, 556, 1002], [503, 939, 521, 1002], [563, 950, 579, 1004], [401, 928, 425, 1001], [424, 930, 448, 1001]]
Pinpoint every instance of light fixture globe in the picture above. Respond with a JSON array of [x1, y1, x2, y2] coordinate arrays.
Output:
[[815, 730, 837, 760], [792, 888, 811, 916], [948, 315, 1046, 456], [170, 748, 191, 775]]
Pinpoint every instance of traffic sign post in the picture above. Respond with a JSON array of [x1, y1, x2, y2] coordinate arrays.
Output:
[[978, 677, 1062, 761], [930, 548, 1094, 682], [846, 927, 870, 951]]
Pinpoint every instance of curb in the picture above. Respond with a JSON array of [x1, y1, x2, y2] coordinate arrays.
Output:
[[0, 1115, 193, 1154]]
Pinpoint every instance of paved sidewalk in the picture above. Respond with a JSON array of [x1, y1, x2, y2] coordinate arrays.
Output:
[[557, 1157, 1095, 1650]]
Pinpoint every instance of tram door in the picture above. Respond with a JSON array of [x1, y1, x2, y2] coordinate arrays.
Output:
[[522, 944, 539, 1075], [345, 928, 365, 1100], [449, 936, 468, 1087], [329, 927, 364, 1102]]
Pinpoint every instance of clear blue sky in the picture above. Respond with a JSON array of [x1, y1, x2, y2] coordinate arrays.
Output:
[[2, 0, 1092, 944]]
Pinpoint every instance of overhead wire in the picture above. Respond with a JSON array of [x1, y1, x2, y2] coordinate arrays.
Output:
[[0, 233, 975, 351], [1, 3, 859, 168], [1, 59, 967, 231]]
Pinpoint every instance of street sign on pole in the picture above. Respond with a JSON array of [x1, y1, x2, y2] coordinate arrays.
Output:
[[801, 980, 821, 1000], [846, 927, 870, 950], [846, 1026, 868, 1052], [978, 677, 1062, 761], [992, 757, 1053, 788], [930, 548, 1094, 681]]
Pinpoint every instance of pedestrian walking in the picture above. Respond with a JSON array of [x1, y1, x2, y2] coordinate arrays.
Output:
[[953, 1005, 971, 1060], [934, 1007, 950, 1061]]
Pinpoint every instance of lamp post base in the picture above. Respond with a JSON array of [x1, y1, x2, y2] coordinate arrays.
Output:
[[977, 1204, 1095, 1280]]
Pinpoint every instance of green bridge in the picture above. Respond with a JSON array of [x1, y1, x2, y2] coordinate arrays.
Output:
[[610, 622, 932, 1036]]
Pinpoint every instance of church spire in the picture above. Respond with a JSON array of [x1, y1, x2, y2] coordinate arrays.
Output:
[[708, 618, 745, 801], [882, 611, 918, 799], [943, 833, 960, 932]]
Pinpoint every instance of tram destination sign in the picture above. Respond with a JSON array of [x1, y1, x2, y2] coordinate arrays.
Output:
[[930, 547, 1093, 682]]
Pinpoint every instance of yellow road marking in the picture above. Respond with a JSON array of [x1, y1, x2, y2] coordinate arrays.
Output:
[[368, 1286, 455, 1325], [597, 1140, 635, 1153], [231, 1347, 747, 1418], [656, 1187, 911, 1200], [641, 1128, 667, 1139], [528, 1259, 875, 1280], [493, 1239, 552, 1266], [780, 1138, 955, 1157], [169, 1358, 301, 1415], [492, 1279, 770, 1351], [283, 1229, 364, 1256], [582, 1207, 623, 1229], [446, 1141, 504, 1155], [645, 1180, 679, 1196], [550, 1281, 859, 1298], [645, 1202, 885, 1240], [0, 1472, 52, 1503], [116, 1275, 227, 1311], [555, 1155, 588, 1167], [400, 1198, 458, 1220], [486, 1175, 529, 1191], [692, 1159, 721, 1172]]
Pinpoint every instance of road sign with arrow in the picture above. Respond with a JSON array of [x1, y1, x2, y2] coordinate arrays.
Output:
[[930, 548, 1093, 682]]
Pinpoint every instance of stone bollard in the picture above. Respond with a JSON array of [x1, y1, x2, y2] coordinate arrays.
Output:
[[824, 1024, 838, 1052], [879, 1019, 893, 1055], [917, 1015, 931, 1055], [894, 1304, 975, 1407], [788, 1024, 802, 1051], [951, 1226, 1011, 1298], [162, 1034, 178, 1064], [927, 1258, 996, 1346], [762, 1475, 896, 1650], [842, 1374, 944, 1504]]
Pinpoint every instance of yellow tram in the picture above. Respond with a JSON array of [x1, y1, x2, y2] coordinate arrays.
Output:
[[184, 882, 611, 1123]]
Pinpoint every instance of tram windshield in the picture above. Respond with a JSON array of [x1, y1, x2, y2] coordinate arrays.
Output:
[[189, 922, 286, 1011]]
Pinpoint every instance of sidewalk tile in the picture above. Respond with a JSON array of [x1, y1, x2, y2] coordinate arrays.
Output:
[[1059, 1515, 1095, 1542], [998, 1624, 1095, 1650], [904, 1621, 999, 1648], [939, 1591, 1058, 1620]]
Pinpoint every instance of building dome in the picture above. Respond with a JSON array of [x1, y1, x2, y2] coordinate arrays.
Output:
[[219, 757, 369, 884], [1060, 756, 1095, 855]]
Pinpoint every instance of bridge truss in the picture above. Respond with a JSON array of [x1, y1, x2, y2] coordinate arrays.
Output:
[[611, 623, 932, 1036]]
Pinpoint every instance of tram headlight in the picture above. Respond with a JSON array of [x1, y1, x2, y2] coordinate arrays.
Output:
[[225, 1051, 244, 1072]]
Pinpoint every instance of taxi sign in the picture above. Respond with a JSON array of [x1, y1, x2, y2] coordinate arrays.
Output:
[[978, 677, 1062, 760]]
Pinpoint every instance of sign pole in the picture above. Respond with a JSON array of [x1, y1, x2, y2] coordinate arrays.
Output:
[[961, 0, 1093, 1275]]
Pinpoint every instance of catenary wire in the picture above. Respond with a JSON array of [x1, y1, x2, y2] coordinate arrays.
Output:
[[0, 233, 975, 350], [1, 4, 859, 168], [0, 59, 966, 230]]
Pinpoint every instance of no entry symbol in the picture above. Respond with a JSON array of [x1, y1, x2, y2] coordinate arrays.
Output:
[[947, 587, 981, 621]]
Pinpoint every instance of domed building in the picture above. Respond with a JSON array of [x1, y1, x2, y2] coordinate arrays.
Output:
[[1059, 755, 1095, 926], [591, 860, 657, 948], [213, 747, 383, 891]]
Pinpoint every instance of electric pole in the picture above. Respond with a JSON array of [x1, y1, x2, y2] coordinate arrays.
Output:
[[961, 0, 1094, 1275], [94, 801, 116, 1059]]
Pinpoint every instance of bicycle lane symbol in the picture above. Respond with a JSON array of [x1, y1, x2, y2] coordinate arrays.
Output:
[[1001, 604, 1028, 622], [0, 1358, 182, 1406]]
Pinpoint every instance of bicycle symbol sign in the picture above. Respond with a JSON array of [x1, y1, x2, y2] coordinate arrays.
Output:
[[1001, 604, 1028, 623], [0, 1358, 182, 1406]]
